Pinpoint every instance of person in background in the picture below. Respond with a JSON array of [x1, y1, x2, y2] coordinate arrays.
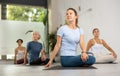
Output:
[[86, 28, 117, 63], [14, 39, 27, 64], [24, 31, 49, 65]]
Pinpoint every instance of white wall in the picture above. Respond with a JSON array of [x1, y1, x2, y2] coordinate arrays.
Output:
[[49, 0, 120, 59], [0, 20, 45, 55]]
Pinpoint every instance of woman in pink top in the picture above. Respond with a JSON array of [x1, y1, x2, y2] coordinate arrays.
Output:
[[14, 39, 27, 64]]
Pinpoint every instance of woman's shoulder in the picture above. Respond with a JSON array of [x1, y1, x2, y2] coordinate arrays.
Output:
[[77, 27, 84, 34], [34, 41, 42, 46], [89, 38, 95, 43], [58, 25, 67, 29], [22, 46, 26, 49], [100, 39, 105, 44], [38, 42, 42, 45], [15, 47, 18, 51], [57, 25, 68, 33]]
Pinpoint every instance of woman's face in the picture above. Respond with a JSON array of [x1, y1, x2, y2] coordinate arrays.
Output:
[[32, 32, 40, 40], [17, 40, 22, 46], [93, 29, 100, 37], [66, 10, 77, 23]]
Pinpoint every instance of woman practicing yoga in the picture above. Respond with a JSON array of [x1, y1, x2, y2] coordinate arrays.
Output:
[[86, 28, 117, 63], [14, 39, 27, 64], [45, 8, 95, 67], [24, 31, 49, 65]]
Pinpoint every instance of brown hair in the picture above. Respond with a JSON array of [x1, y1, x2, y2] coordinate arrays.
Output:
[[67, 8, 79, 27], [92, 28, 99, 33], [16, 39, 23, 43]]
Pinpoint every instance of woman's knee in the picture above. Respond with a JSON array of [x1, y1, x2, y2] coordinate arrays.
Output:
[[87, 52, 94, 56], [87, 56, 96, 64]]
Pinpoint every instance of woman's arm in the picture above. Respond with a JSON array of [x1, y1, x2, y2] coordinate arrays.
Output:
[[79, 35, 86, 53], [23, 48, 28, 64], [14, 49, 17, 64], [102, 39, 117, 58], [41, 50, 47, 61], [86, 39, 93, 52], [79, 35, 88, 62], [45, 36, 62, 67]]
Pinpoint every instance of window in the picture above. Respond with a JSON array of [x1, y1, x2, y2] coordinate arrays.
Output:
[[7, 5, 47, 22], [0, 5, 48, 60]]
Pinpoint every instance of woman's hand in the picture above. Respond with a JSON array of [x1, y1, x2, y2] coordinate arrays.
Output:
[[81, 52, 88, 62], [41, 54, 47, 61], [112, 52, 117, 59], [45, 60, 52, 68]]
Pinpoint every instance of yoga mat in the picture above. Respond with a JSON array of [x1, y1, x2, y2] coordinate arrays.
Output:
[[44, 65, 97, 70]]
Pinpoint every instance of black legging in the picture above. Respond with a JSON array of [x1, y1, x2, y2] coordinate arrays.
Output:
[[16, 59, 24, 64], [16, 59, 28, 64], [30, 58, 49, 65]]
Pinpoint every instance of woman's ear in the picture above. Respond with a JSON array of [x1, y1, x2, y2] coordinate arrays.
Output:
[[75, 15, 78, 19], [38, 37, 40, 40], [38, 35, 41, 40]]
